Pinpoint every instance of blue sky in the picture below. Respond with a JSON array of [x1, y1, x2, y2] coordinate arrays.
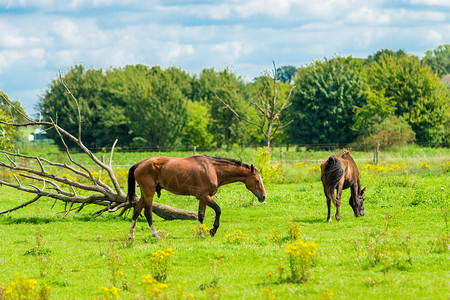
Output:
[[1, 0, 449, 115]]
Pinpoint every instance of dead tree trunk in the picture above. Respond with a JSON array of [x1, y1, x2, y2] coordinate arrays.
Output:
[[0, 77, 197, 220]]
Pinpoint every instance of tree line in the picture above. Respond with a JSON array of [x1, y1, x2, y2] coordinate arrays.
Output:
[[1, 45, 449, 151]]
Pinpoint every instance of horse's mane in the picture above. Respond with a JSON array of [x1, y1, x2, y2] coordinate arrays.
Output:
[[209, 156, 252, 170]]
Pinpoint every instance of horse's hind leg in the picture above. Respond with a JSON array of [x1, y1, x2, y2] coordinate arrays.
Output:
[[326, 195, 332, 222], [335, 185, 343, 222], [198, 201, 206, 226], [129, 197, 145, 240]]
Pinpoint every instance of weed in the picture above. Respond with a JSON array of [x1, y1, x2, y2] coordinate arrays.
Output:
[[141, 275, 168, 298], [149, 248, 175, 282], [199, 255, 223, 292], [224, 229, 248, 244], [3, 273, 51, 300], [267, 229, 283, 246], [97, 286, 122, 299], [285, 239, 319, 283], [192, 224, 209, 239], [262, 287, 276, 300], [287, 221, 301, 241], [362, 214, 413, 273], [431, 210, 449, 253], [172, 281, 196, 299], [106, 238, 123, 287]]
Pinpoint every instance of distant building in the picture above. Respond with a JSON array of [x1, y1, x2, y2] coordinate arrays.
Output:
[[28, 128, 48, 142]]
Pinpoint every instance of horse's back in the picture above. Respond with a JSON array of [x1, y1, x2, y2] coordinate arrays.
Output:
[[159, 155, 218, 196]]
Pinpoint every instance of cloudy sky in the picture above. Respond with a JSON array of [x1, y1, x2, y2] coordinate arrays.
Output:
[[1, 0, 449, 115]]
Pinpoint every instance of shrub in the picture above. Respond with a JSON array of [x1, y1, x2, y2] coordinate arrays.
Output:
[[3, 274, 51, 300], [356, 116, 415, 149], [149, 248, 175, 282], [285, 239, 319, 282], [255, 148, 284, 183]]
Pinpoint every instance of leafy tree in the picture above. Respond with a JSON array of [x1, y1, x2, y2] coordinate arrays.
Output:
[[352, 86, 396, 137], [182, 100, 213, 148], [120, 65, 188, 148], [240, 66, 294, 149], [0, 92, 27, 150], [194, 68, 249, 150], [355, 116, 415, 148], [38, 65, 106, 149], [287, 56, 366, 144], [276, 65, 298, 83], [365, 49, 407, 65], [421, 44, 450, 76], [364, 53, 450, 143]]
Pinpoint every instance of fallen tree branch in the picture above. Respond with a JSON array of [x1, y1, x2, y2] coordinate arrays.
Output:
[[0, 77, 197, 221]]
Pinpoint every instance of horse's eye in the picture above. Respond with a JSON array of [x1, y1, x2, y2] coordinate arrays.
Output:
[[255, 180, 259, 184]]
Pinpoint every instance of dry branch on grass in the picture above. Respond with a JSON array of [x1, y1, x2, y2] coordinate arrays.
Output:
[[0, 75, 197, 221]]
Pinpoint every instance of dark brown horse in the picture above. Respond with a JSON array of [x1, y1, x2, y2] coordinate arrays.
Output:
[[320, 150, 366, 222], [127, 155, 266, 239]]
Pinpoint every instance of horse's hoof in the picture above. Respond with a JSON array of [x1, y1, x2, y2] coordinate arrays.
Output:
[[209, 229, 216, 237]]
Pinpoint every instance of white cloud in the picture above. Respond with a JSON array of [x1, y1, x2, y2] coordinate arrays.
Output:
[[1, 0, 449, 115], [409, 0, 450, 6], [0, 21, 26, 47]]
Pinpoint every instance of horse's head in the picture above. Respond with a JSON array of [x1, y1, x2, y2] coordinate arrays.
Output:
[[351, 187, 366, 217], [245, 165, 266, 203]]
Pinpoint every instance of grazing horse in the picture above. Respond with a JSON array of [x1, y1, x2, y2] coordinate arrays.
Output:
[[320, 150, 366, 222], [127, 155, 266, 239]]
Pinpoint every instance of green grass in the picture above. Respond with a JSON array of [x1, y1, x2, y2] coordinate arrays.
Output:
[[0, 150, 449, 299]]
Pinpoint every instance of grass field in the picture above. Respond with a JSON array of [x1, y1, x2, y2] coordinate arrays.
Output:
[[0, 147, 449, 299]]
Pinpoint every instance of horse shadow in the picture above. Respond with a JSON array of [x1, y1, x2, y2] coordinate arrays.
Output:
[[291, 216, 324, 224]]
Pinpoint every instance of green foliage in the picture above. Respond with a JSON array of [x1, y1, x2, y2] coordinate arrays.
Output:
[[288, 56, 366, 144], [355, 116, 415, 149], [364, 52, 450, 144], [182, 100, 213, 147], [254, 147, 284, 183], [352, 86, 396, 136], [197, 68, 250, 149], [421, 44, 450, 75], [0, 92, 25, 150]]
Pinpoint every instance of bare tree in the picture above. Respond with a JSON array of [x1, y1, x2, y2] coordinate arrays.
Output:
[[0, 76, 197, 220], [216, 62, 295, 150]]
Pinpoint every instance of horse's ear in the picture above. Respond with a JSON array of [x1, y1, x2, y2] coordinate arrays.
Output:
[[251, 164, 255, 173], [361, 187, 367, 195]]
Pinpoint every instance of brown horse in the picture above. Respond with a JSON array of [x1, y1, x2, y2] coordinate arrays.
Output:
[[127, 155, 266, 239], [320, 150, 366, 222]]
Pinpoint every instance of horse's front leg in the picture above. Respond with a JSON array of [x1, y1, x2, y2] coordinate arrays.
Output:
[[144, 203, 160, 240], [200, 195, 221, 237]]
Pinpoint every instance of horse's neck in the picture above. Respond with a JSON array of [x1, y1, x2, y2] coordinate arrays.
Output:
[[215, 165, 250, 186]]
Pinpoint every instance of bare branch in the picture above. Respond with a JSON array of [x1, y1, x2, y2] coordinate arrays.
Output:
[[0, 81, 197, 220]]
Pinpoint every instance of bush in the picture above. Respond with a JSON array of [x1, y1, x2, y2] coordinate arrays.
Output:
[[356, 116, 415, 149], [255, 148, 284, 183]]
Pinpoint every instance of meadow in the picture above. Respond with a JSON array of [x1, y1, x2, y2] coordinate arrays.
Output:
[[0, 145, 449, 299]]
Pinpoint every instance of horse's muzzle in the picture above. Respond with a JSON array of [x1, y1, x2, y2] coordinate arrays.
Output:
[[257, 194, 266, 203]]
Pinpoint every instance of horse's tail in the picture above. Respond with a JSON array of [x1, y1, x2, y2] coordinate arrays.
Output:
[[323, 156, 344, 198], [127, 164, 138, 204]]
